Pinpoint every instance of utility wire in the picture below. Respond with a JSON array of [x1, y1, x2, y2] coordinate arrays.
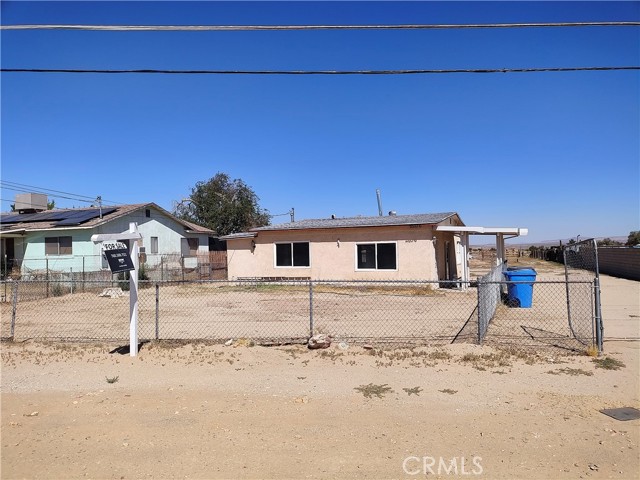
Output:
[[1, 22, 639, 31], [0, 185, 103, 205], [1, 180, 97, 201], [1, 180, 122, 206], [2, 66, 638, 75], [0, 185, 97, 204], [0, 180, 122, 205]]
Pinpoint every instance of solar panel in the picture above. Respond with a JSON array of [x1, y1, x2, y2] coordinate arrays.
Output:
[[0, 214, 24, 223], [1, 207, 118, 226], [26, 211, 70, 222], [2, 210, 85, 223], [0, 211, 68, 223], [55, 207, 117, 226]]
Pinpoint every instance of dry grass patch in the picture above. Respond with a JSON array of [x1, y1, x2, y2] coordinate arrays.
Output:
[[354, 383, 394, 399], [439, 388, 458, 395], [592, 356, 625, 370], [460, 348, 540, 369], [547, 367, 593, 376], [403, 387, 423, 396]]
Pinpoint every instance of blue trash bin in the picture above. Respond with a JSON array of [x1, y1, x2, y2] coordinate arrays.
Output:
[[503, 267, 537, 308]]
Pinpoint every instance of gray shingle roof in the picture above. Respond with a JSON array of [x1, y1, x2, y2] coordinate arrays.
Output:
[[251, 212, 459, 232]]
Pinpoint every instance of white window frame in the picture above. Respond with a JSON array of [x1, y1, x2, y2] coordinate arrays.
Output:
[[354, 241, 398, 271], [274, 241, 311, 268]]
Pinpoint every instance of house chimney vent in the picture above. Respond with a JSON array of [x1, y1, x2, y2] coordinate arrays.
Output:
[[388, 210, 397, 216]]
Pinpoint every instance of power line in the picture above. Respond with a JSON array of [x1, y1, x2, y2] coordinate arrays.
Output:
[[0, 185, 102, 205], [2, 66, 638, 75], [0, 180, 122, 205], [1, 180, 97, 201], [1, 22, 639, 31]]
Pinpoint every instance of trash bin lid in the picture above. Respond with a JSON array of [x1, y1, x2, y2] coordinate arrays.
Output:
[[503, 268, 537, 278]]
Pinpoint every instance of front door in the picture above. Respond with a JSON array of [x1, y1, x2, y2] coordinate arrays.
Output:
[[1, 238, 15, 277]]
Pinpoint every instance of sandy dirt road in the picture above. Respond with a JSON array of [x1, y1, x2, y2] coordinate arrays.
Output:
[[1, 272, 638, 479]]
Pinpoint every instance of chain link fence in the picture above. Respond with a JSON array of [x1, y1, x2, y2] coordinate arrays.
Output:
[[477, 265, 504, 342], [1, 252, 228, 283], [1, 274, 598, 354]]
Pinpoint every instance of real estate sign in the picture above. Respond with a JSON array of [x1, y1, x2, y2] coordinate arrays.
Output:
[[102, 241, 135, 274]]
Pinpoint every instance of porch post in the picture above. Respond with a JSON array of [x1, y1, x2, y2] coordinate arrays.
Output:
[[496, 233, 505, 267], [460, 232, 470, 289]]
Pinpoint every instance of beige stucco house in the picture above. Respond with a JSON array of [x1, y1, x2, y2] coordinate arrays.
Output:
[[221, 212, 466, 281]]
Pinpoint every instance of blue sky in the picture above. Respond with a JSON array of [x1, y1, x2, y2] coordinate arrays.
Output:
[[1, 1, 639, 243]]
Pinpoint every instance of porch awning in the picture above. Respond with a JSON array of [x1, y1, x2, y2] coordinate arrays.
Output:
[[435, 226, 528, 236], [0, 228, 26, 237]]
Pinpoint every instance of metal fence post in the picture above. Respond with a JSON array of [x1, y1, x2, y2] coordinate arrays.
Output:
[[592, 241, 604, 354], [46, 258, 50, 298], [10, 281, 18, 339], [476, 277, 482, 344], [309, 280, 314, 338], [594, 277, 603, 354], [563, 249, 573, 335], [155, 283, 160, 340]]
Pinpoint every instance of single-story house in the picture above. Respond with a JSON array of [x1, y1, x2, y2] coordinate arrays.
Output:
[[221, 212, 468, 282], [0, 200, 214, 277]]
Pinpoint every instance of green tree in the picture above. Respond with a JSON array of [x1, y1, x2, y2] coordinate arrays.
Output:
[[626, 231, 640, 246], [175, 172, 270, 236], [598, 238, 623, 246]]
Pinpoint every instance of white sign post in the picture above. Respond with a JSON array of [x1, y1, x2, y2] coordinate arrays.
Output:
[[129, 224, 139, 357], [91, 222, 143, 357]]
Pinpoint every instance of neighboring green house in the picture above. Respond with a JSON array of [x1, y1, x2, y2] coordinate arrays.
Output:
[[0, 202, 214, 278]]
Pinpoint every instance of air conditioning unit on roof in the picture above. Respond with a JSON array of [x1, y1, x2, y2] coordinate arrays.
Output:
[[15, 193, 48, 213]]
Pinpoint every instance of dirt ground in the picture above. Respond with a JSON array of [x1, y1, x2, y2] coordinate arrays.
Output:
[[1, 264, 639, 479]]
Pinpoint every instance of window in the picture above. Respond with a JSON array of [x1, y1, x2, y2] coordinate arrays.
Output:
[[275, 242, 310, 267], [181, 238, 199, 256], [45, 236, 72, 255], [356, 242, 397, 270], [150, 236, 159, 254], [145, 209, 151, 218]]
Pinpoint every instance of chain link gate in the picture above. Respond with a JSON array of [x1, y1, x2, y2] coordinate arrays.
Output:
[[563, 238, 604, 353]]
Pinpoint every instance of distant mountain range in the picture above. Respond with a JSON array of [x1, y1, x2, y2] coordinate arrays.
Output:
[[471, 236, 629, 248]]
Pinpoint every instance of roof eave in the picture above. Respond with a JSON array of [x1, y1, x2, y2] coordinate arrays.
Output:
[[220, 232, 257, 240]]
